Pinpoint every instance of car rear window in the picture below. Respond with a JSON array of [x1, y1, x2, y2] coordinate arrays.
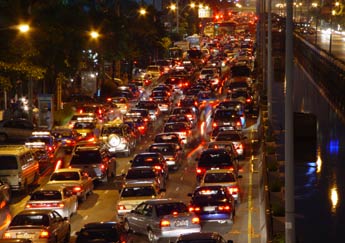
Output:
[[204, 172, 236, 183], [154, 134, 179, 144], [0, 156, 18, 170], [70, 151, 102, 164], [121, 186, 156, 197], [156, 202, 188, 217], [132, 155, 160, 166], [199, 151, 232, 166], [216, 133, 241, 141], [10, 214, 49, 226], [164, 123, 187, 132], [30, 190, 62, 200], [149, 144, 175, 154], [126, 169, 156, 180], [50, 172, 80, 181]]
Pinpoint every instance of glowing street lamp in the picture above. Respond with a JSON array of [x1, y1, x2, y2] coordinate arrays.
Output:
[[17, 24, 30, 33], [89, 30, 100, 40], [138, 8, 147, 16]]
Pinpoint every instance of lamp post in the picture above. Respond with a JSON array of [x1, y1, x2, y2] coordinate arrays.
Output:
[[169, 1, 197, 35]]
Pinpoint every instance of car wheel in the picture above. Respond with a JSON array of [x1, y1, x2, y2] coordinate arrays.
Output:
[[123, 219, 132, 233], [147, 228, 158, 243]]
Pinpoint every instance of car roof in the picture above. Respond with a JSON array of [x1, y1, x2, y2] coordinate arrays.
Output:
[[53, 168, 82, 173], [144, 198, 183, 205], [123, 181, 157, 187]]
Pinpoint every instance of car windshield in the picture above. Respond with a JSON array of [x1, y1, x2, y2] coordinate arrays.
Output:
[[0, 155, 18, 170], [10, 214, 50, 226], [30, 190, 62, 200], [199, 150, 232, 166], [126, 169, 156, 180], [50, 172, 80, 181], [121, 186, 156, 197], [168, 116, 188, 123], [204, 172, 236, 183], [79, 228, 119, 240], [70, 151, 102, 164], [156, 202, 188, 217]]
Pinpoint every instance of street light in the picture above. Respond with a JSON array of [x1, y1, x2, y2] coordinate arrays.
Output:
[[169, 1, 197, 35], [17, 24, 30, 33]]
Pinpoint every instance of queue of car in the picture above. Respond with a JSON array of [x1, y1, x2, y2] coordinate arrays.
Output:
[[0, 14, 259, 243]]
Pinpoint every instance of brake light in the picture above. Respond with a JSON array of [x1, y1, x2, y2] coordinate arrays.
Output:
[[238, 144, 243, 149], [79, 109, 83, 114], [189, 206, 201, 212], [218, 205, 231, 211], [101, 164, 105, 170], [144, 118, 149, 122], [106, 98, 112, 102], [48, 146, 53, 151], [39, 230, 50, 239], [73, 186, 82, 192], [154, 165, 162, 171], [192, 217, 200, 224], [118, 205, 126, 210], [228, 166, 234, 172], [186, 114, 192, 118], [196, 168, 203, 174], [236, 121, 241, 126], [246, 98, 252, 103], [3, 232, 11, 239], [228, 186, 239, 194], [160, 219, 170, 227], [213, 122, 217, 128], [138, 126, 145, 130]]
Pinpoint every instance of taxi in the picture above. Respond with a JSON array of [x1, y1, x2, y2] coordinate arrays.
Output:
[[72, 116, 100, 139]]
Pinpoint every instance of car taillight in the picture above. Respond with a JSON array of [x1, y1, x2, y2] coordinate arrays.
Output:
[[218, 205, 231, 211], [101, 164, 105, 170], [144, 118, 149, 122], [238, 144, 243, 149], [228, 166, 234, 172], [212, 122, 217, 128], [48, 146, 53, 151], [73, 186, 83, 192], [228, 186, 239, 194], [236, 121, 241, 126], [138, 126, 145, 130], [196, 168, 203, 174], [39, 230, 50, 239], [246, 98, 252, 103], [192, 217, 200, 224], [160, 219, 170, 227], [106, 97, 112, 102], [154, 165, 162, 171], [3, 232, 11, 239], [118, 205, 126, 210], [189, 206, 201, 212], [186, 114, 192, 118], [167, 157, 175, 161]]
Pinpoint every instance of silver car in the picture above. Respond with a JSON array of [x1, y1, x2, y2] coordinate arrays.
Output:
[[123, 198, 201, 242], [2, 209, 70, 243], [24, 185, 78, 219]]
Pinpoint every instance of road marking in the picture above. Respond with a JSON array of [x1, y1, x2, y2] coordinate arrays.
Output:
[[248, 155, 253, 243], [95, 201, 100, 206], [83, 215, 88, 220], [175, 187, 180, 191], [105, 190, 109, 194]]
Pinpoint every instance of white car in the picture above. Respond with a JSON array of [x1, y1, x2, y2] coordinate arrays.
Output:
[[199, 169, 241, 203], [24, 185, 78, 219], [47, 168, 94, 201]]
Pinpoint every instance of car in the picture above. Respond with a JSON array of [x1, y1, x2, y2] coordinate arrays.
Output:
[[197, 90, 218, 104], [136, 100, 160, 121], [69, 142, 116, 182], [0, 179, 11, 207], [214, 130, 247, 158], [25, 131, 57, 156], [148, 143, 183, 170], [123, 166, 166, 190], [123, 199, 201, 242], [167, 114, 194, 129], [130, 152, 169, 181], [195, 148, 239, 181], [128, 108, 151, 125], [117, 181, 165, 219], [171, 107, 198, 127], [2, 209, 71, 243], [47, 168, 94, 202], [207, 141, 240, 162], [175, 232, 233, 243], [163, 122, 193, 145], [67, 113, 97, 129], [24, 185, 78, 219], [75, 221, 128, 243], [100, 119, 137, 157], [107, 96, 129, 115], [51, 127, 80, 154], [200, 169, 241, 203], [0, 119, 35, 143], [72, 117, 100, 139], [146, 65, 163, 78], [212, 109, 244, 131], [153, 133, 184, 151], [123, 116, 148, 137], [187, 185, 236, 224]]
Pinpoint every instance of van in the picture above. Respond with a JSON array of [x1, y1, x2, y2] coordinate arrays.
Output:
[[0, 145, 39, 192]]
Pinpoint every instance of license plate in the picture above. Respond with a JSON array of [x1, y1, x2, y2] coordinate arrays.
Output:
[[204, 206, 216, 212], [223, 122, 230, 125], [17, 233, 35, 239], [175, 219, 188, 227]]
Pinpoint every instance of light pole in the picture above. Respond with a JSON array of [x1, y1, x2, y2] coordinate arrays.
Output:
[[169, 1, 197, 35]]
